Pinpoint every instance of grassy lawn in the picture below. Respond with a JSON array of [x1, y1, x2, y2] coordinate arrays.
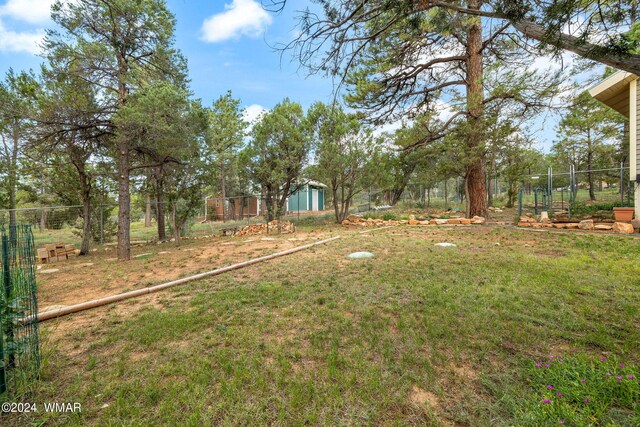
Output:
[[10, 225, 640, 425]]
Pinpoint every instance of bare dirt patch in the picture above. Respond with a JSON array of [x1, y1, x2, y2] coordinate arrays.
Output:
[[36, 230, 334, 308], [409, 385, 441, 409], [452, 364, 479, 381]]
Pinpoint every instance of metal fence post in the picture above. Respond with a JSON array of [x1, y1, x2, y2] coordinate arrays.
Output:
[[548, 167, 553, 212], [518, 185, 523, 217], [620, 161, 624, 205]]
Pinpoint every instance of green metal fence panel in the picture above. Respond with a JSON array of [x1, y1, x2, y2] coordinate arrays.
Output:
[[0, 224, 40, 399]]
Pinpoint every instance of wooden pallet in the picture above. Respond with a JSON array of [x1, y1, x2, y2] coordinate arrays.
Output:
[[39, 242, 77, 263]]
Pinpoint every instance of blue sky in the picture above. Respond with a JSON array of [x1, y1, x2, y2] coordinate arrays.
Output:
[[0, 0, 334, 123], [0, 0, 593, 151]]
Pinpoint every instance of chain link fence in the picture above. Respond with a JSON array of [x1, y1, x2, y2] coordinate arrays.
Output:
[[0, 199, 308, 253], [518, 165, 633, 218]]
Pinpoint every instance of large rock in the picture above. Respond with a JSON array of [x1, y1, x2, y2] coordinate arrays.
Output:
[[553, 223, 567, 229], [460, 218, 472, 225], [408, 214, 416, 221], [447, 218, 462, 224], [347, 215, 360, 222], [517, 222, 531, 227], [565, 223, 580, 229], [471, 216, 485, 224], [578, 219, 594, 230], [435, 219, 448, 225], [631, 218, 640, 230], [408, 219, 419, 225], [520, 216, 537, 223], [613, 222, 635, 234], [594, 224, 613, 231]]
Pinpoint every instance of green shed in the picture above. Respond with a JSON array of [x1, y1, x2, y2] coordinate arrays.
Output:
[[287, 181, 326, 212]]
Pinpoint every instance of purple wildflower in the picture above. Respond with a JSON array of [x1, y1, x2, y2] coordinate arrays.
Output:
[[584, 397, 590, 403], [543, 399, 551, 404], [544, 363, 550, 367], [559, 421, 565, 425], [557, 393, 563, 397], [600, 356, 607, 361], [581, 379, 587, 383], [547, 385, 555, 390], [619, 363, 626, 368], [627, 375, 635, 379], [549, 355, 555, 359], [535, 363, 541, 368], [617, 376, 623, 380]]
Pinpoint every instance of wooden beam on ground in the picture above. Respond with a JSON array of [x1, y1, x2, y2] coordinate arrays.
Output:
[[29, 236, 341, 323]]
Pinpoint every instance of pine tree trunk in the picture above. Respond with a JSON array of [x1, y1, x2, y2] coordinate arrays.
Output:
[[506, 182, 516, 208], [79, 169, 92, 256], [332, 179, 341, 223], [465, 0, 488, 218], [117, 137, 131, 261], [8, 122, 19, 231], [155, 170, 166, 241], [81, 189, 91, 256], [116, 65, 131, 261], [145, 192, 152, 227], [444, 180, 449, 209], [40, 208, 47, 231], [220, 160, 226, 222], [265, 188, 274, 222], [172, 202, 180, 245]]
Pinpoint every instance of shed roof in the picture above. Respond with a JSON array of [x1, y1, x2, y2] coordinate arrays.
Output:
[[301, 180, 327, 189], [588, 70, 638, 117]]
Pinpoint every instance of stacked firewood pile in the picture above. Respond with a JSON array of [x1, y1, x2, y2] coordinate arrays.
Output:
[[235, 220, 296, 237]]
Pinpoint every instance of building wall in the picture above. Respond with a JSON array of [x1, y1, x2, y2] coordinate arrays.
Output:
[[288, 185, 327, 212], [630, 79, 640, 220], [288, 188, 308, 211], [629, 80, 640, 182], [206, 196, 264, 221]]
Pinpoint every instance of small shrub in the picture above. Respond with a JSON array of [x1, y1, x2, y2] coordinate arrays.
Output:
[[382, 212, 398, 221], [570, 201, 623, 218], [516, 353, 640, 426]]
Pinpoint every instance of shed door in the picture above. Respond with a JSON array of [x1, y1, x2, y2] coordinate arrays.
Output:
[[312, 189, 319, 211]]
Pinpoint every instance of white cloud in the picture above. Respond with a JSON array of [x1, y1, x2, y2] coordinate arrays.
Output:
[[201, 0, 272, 43], [373, 120, 404, 136], [0, 0, 54, 24], [0, 0, 53, 54], [0, 19, 44, 54], [529, 52, 576, 73], [243, 103, 267, 125], [433, 99, 455, 122]]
